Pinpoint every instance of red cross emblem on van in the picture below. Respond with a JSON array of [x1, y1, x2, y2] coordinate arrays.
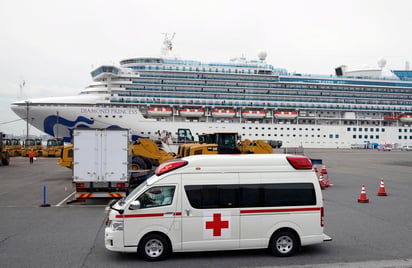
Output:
[[205, 213, 229, 236]]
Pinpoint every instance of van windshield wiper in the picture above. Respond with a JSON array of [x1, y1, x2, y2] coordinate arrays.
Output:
[[108, 199, 124, 214]]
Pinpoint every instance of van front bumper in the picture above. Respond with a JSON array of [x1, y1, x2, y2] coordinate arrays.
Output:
[[104, 227, 136, 253], [323, 233, 332, 242]]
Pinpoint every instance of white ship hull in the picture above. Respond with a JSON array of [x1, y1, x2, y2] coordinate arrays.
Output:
[[10, 94, 407, 150]]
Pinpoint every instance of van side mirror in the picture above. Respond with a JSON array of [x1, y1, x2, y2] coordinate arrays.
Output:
[[129, 200, 141, 210]]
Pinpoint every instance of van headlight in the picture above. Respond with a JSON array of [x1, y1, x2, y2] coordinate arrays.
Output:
[[109, 220, 124, 231]]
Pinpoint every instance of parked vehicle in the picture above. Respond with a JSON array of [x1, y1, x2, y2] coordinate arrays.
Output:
[[72, 128, 130, 199], [401, 145, 412, 151], [42, 138, 64, 157], [178, 132, 274, 157], [20, 138, 43, 157], [377, 144, 392, 151], [2, 137, 21, 156], [0, 132, 10, 166], [105, 154, 332, 261]]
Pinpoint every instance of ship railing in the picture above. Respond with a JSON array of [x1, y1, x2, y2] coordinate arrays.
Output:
[[109, 98, 411, 113], [121, 90, 412, 110], [115, 93, 412, 112], [124, 84, 412, 105]]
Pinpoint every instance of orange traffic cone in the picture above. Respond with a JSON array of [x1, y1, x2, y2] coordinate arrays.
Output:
[[324, 174, 331, 187], [377, 179, 387, 196], [320, 165, 328, 175], [319, 174, 326, 190], [357, 185, 369, 203], [320, 165, 332, 187]]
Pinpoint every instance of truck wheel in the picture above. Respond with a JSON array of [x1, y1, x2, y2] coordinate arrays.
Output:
[[131, 156, 147, 170], [142, 157, 153, 170], [138, 233, 170, 261], [2, 152, 10, 166], [269, 230, 299, 257]]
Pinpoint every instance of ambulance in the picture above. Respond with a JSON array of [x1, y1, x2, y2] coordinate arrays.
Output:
[[104, 154, 332, 261]]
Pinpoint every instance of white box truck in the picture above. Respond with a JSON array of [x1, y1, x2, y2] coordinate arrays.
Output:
[[73, 128, 129, 199]]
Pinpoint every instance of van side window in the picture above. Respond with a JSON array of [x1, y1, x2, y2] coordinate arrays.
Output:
[[137, 186, 175, 208], [185, 183, 316, 209], [184, 185, 238, 208]]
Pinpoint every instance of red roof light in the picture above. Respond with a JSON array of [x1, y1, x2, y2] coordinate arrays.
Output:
[[155, 160, 188, 176], [286, 156, 312, 170]]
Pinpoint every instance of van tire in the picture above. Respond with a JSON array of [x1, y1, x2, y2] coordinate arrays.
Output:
[[269, 230, 299, 257], [138, 233, 170, 261]]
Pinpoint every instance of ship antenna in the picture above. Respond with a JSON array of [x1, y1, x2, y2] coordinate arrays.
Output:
[[19, 79, 26, 100], [161, 32, 175, 56]]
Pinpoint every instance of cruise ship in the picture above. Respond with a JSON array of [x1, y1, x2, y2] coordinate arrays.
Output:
[[10, 34, 412, 149]]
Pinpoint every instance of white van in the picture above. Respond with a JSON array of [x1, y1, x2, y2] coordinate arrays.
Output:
[[105, 154, 332, 261]]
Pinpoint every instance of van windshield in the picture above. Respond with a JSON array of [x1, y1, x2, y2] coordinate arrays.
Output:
[[124, 182, 147, 203]]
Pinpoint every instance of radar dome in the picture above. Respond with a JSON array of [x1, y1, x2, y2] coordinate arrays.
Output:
[[377, 58, 386, 68], [258, 51, 267, 61]]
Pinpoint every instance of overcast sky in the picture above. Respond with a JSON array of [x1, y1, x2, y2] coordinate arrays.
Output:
[[1, 0, 412, 135]]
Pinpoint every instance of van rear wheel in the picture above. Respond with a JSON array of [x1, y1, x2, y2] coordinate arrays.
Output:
[[138, 233, 170, 261], [269, 230, 299, 257]]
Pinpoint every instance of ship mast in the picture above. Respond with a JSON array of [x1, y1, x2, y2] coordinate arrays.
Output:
[[161, 32, 175, 57]]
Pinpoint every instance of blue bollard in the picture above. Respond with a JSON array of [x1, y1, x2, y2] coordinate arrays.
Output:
[[40, 184, 51, 207]]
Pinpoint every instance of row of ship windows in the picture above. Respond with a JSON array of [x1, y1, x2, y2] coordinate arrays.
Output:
[[133, 65, 280, 75], [130, 81, 411, 100], [347, 127, 386, 132], [348, 128, 412, 133], [243, 126, 320, 131], [398, 129, 412, 132], [133, 75, 412, 94], [123, 90, 412, 107], [136, 130, 411, 140], [241, 133, 340, 138], [399, 136, 412, 139], [133, 131, 341, 139], [94, 114, 411, 134], [352, 135, 380, 139], [244, 127, 411, 133], [138, 73, 412, 92], [241, 126, 389, 133]]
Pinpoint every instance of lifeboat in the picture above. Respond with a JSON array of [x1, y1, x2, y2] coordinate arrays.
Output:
[[180, 108, 204, 117], [383, 115, 398, 120], [211, 109, 236, 118], [147, 107, 172, 117], [274, 110, 298, 120], [399, 114, 412, 122], [242, 110, 266, 119]]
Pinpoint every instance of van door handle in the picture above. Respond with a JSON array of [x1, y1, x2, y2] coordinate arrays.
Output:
[[164, 212, 173, 215], [185, 209, 191, 216]]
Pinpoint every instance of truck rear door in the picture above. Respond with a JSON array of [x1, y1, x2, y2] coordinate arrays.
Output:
[[101, 129, 128, 182], [73, 129, 128, 182]]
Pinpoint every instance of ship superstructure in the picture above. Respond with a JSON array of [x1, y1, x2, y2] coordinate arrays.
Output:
[[10, 34, 412, 149]]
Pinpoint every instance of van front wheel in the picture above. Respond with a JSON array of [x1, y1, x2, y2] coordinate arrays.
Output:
[[269, 230, 298, 257], [138, 234, 170, 261]]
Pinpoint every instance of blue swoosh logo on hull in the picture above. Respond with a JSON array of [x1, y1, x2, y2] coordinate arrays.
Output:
[[43, 115, 121, 142]]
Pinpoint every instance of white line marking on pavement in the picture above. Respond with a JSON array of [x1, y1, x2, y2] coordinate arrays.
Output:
[[56, 191, 76, 207]]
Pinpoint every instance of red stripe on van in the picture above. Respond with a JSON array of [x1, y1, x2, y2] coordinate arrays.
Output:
[[115, 212, 183, 219], [240, 207, 321, 214], [116, 213, 164, 218]]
